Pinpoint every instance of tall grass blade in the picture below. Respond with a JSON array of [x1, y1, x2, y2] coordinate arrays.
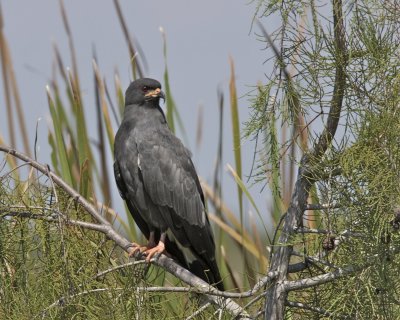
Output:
[[46, 86, 73, 187], [104, 80, 121, 126], [213, 87, 224, 216], [68, 70, 91, 169], [79, 158, 90, 198], [113, 0, 144, 79], [213, 87, 224, 266], [229, 57, 243, 223], [160, 27, 176, 134], [201, 179, 254, 244], [51, 81, 74, 143], [0, 6, 16, 150], [7, 42, 31, 156], [159, 27, 189, 143], [93, 58, 113, 208], [48, 132, 60, 176], [114, 72, 125, 119], [220, 246, 241, 291], [93, 60, 115, 153], [227, 164, 271, 243], [59, 0, 81, 97], [209, 213, 268, 266]]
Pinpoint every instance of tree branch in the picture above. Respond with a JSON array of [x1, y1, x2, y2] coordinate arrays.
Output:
[[1, 210, 108, 233], [312, 0, 347, 158], [262, 0, 347, 318], [284, 265, 356, 291]]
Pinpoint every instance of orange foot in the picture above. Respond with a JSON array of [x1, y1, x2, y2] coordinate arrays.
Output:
[[128, 243, 151, 258], [143, 241, 165, 262]]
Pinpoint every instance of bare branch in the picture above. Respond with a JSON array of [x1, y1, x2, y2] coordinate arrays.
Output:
[[305, 203, 341, 210], [93, 260, 148, 279], [313, 0, 347, 158], [185, 303, 211, 320], [291, 251, 339, 270], [1, 210, 108, 233], [284, 265, 356, 291]]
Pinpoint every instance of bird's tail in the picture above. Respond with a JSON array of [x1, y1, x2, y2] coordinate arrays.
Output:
[[166, 239, 224, 291]]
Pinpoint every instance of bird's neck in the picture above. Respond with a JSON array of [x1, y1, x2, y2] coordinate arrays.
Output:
[[123, 103, 167, 125]]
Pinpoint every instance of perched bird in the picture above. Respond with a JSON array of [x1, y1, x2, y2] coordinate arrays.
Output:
[[114, 78, 224, 291]]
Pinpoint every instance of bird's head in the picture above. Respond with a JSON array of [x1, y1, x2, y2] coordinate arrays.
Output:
[[125, 78, 165, 106]]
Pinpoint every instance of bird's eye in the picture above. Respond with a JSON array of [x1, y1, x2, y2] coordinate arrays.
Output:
[[142, 86, 149, 92]]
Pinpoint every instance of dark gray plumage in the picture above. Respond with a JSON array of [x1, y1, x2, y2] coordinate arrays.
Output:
[[114, 78, 224, 290]]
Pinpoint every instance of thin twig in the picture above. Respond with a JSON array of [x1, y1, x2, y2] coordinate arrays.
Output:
[[1, 211, 108, 233], [305, 203, 341, 210], [284, 265, 357, 291], [285, 300, 348, 318], [185, 303, 211, 320]]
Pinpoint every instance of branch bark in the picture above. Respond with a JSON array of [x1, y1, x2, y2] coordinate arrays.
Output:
[[284, 265, 356, 291]]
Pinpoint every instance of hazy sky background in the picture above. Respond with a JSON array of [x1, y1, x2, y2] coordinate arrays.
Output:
[[0, 1, 280, 228]]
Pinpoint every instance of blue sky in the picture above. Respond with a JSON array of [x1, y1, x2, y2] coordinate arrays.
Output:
[[0, 0, 280, 228]]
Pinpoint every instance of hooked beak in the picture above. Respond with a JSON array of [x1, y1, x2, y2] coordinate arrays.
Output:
[[145, 88, 165, 102]]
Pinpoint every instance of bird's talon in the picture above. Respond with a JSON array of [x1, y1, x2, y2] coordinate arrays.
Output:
[[154, 252, 162, 260], [128, 244, 148, 258]]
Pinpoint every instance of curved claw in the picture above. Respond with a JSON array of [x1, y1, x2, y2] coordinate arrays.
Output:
[[143, 241, 165, 262], [128, 243, 147, 258]]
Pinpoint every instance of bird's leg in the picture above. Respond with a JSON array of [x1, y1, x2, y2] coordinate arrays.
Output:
[[128, 231, 157, 258], [143, 232, 166, 262], [146, 231, 157, 249]]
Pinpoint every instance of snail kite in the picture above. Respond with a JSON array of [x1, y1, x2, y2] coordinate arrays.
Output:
[[113, 78, 224, 290]]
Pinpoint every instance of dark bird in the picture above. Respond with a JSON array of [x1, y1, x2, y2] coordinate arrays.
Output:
[[114, 78, 224, 291]]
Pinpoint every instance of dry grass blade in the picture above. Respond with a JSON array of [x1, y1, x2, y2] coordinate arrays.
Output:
[[0, 5, 16, 150], [6, 41, 31, 156], [93, 59, 113, 210], [227, 164, 271, 243], [209, 212, 268, 267], [201, 179, 252, 242], [113, 0, 144, 79], [59, 0, 81, 96], [114, 72, 124, 119]]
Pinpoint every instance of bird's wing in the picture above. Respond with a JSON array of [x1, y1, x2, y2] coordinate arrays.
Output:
[[113, 161, 127, 200], [113, 159, 150, 239]]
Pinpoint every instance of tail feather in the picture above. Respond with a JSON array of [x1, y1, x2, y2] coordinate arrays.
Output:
[[166, 238, 224, 291]]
